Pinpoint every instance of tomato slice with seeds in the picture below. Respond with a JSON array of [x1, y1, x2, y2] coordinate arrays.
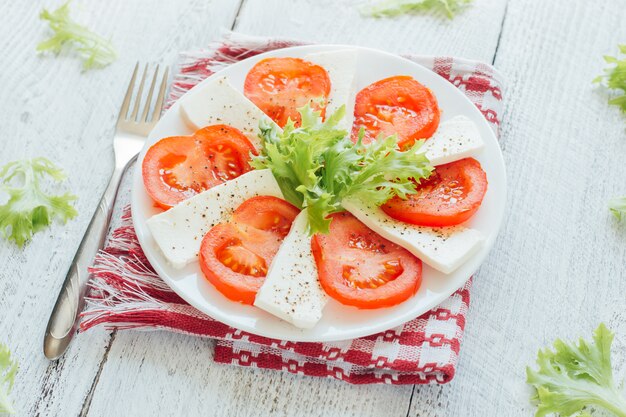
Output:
[[244, 57, 331, 127], [142, 125, 256, 209], [199, 196, 300, 304], [311, 212, 422, 309], [351, 75, 440, 147], [381, 158, 488, 227], [232, 196, 298, 237]]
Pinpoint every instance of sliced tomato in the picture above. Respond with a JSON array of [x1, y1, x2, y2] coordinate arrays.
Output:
[[244, 57, 331, 127], [351, 75, 440, 147], [382, 158, 488, 227], [199, 196, 299, 304], [142, 125, 256, 209], [311, 212, 422, 309], [232, 196, 298, 238]]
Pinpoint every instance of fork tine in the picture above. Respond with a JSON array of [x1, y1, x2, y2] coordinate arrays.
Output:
[[151, 67, 169, 123], [117, 62, 139, 123], [130, 63, 149, 121], [140, 65, 159, 123]]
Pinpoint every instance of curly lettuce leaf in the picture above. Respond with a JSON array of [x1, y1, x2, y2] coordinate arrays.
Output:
[[0, 343, 18, 414], [526, 323, 626, 417], [341, 134, 432, 205], [251, 106, 433, 234], [0, 158, 78, 246], [38, 2, 117, 70], [594, 45, 626, 114], [360, 0, 473, 19], [609, 196, 626, 222], [252, 106, 346, 212]]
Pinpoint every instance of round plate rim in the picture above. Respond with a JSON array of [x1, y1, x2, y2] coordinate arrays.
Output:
[[130, 44, 507, 342]]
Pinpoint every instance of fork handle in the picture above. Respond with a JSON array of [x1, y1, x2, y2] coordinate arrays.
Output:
[[43, 163, 128, 360]]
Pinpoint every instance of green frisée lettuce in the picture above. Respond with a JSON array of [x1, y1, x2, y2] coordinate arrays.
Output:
[[593, 45, 626, 114], [526, 323, 626, 417], [0, 343, 18, 414], [251, 105, 433, 234], [360, 0, 473, 19], [596, 46, 626, 223], [609, 196, 626, 222], [0, 158, 78, 246], [38, 2, 117, 70]]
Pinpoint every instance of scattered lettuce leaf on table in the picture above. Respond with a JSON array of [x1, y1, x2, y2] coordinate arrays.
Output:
[[526, 323, 626, 417], [37, 1, 117, 70], [609, 196, 626, 222], [251, 105, 433, 234], [0, 158, 78, 247], [360, 0, 473, 19], [593, 45, 626, 114], [0, 343, 18, 415]]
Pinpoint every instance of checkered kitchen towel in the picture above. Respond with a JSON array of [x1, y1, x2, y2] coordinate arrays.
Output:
[[80, 32, 504, 385]]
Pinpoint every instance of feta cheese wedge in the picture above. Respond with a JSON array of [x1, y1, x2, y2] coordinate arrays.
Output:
[[422, 115, 484, 166], [179, 76, 280, 150], [254, 211, 327, 329], [342, 198, 484, 274], [147, 169, 283, 268], [304, 49, 358, 131]]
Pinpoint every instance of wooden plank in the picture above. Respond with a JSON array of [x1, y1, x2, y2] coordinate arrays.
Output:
[[0, 1, 240, 416], [83, 2, 507, 417], [84, 169, 413, 416], [236, 0, 508, 63], [85, 328, 413, 417], [64, 1, 509, 416], [408, 0, 626, 415]]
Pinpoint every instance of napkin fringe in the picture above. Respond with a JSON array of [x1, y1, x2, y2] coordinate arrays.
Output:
[[168, 33, 305, 107], [82, 256, 174, 331], [79, 32, 505, 385], [81, 208, 186, 331]]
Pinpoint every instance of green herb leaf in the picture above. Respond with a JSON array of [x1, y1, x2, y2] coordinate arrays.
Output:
[[360, 0, 473, 19], [38, 1, 117, 70], [594, 45, 626, 114], [0, 158, 78, 246], [252, 106, 433, 234], [340, 135, 432, 205], [526, 323, 626, 417], [609, 196, 626, 222], [0, 343, 18, 414]]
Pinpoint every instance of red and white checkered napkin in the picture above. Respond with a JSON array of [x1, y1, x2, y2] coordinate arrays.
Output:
[[80, 32, 504, 385]]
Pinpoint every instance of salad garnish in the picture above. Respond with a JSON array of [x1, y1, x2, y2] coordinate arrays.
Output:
[[38, 2, 117, 70], [609, 196, 626, 222], [360, 0, 473, 19], [251, 105, 433, 234], [0, 343, 18, 415], [596, 46, 626, 227], [0, 158, 78, 246], [526, 323, 626, 417], [593, 45, 626, 114]]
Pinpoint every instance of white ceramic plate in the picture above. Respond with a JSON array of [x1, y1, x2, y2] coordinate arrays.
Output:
[[131, 45, 506, 342]]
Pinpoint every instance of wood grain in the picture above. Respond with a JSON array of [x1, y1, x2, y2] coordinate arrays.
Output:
[[3, 0, 626, 416], [0, 1, 241, 416], [84, 2, 510, 416], [85, 328, 413, 417], [236, 0, 508, 63], [83, 1, 504, 416], [409, 0, 626, 415]]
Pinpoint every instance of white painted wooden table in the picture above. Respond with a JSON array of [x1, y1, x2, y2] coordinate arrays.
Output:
[[1, 0, 626, 416]]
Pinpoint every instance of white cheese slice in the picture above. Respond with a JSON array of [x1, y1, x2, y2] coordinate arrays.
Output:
[[147, 169, 283, 268], [342, 198, 484, 274], [304, 49, 358, 131], [422, 115, 485, 166], [178, 76, 280, 150], [254, 211, 327, 329]]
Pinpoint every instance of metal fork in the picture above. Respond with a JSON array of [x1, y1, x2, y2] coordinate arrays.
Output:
[[43, 63, 169, 360]]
